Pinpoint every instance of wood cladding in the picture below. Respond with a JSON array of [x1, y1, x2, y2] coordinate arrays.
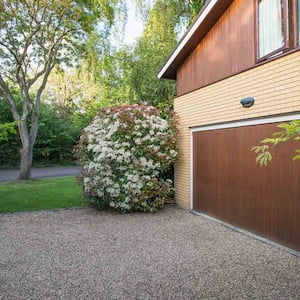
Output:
[[160, 0, 234, 79], [177, 0, 255, 96], [193, 123, 300, 251], [173, 51, 300, 209]]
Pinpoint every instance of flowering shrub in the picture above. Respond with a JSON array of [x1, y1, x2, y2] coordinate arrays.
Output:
[[75, 105, 178, 212]]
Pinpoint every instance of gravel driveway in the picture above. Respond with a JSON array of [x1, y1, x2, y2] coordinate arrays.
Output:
[[0, 206, 299, 299]]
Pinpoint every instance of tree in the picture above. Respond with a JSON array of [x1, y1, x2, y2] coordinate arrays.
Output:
[[43, 64, 105, 126], [134, 0, 205, 30], [33, 102, 81, 163], [188, 0, 206, 20], [128, 0, 205, 107], [94, 48, 136, 106], [253, 120, 300, 166], [0, 0, 121, 179], [129, 1, 177, 106], [83, 1, 205, 110]]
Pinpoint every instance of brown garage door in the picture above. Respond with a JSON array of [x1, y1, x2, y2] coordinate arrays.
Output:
[[193, 122, 300, 252]]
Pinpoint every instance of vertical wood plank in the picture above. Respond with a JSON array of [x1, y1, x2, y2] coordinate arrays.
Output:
[[193, 123, 300, 251]]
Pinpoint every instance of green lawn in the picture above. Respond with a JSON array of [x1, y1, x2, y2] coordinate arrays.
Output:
[[0, 176, 85, 213]]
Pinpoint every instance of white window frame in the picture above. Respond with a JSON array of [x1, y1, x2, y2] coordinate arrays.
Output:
[[257, 0, 288, 60]]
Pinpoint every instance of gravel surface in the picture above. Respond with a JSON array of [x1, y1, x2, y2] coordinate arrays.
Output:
[[0, 206, 299, 299]]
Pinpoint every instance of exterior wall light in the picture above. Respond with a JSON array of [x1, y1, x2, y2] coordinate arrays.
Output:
[[240, 97, 255, 108]]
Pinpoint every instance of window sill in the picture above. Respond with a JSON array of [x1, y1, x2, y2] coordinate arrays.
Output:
[[255, 47, 300, 67]]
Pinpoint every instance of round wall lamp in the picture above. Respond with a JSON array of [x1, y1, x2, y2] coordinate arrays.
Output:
[[240, 97, 255, 108]]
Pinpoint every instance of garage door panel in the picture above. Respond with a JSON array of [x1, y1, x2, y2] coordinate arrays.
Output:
[[193, 122, 300, 251]]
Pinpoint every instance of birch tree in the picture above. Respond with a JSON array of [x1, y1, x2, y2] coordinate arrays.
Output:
[[128, 0, 205, 106]]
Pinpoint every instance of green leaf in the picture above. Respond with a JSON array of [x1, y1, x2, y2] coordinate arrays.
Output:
[[256, 152, 272, 167], [252, 145, 269, 153], [292, 154, 300, 161]]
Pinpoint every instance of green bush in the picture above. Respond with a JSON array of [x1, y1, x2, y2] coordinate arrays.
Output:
[[33, 104, 81, 162], [0, 101, 84, 167]]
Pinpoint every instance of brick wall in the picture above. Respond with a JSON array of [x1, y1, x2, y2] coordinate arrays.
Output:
[[174, 51, 300, 208]]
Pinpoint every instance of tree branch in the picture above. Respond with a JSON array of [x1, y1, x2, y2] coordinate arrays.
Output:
[[0, 74, 20, 121]]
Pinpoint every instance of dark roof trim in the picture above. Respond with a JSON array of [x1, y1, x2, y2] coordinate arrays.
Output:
[[158, 0, 234, 80]]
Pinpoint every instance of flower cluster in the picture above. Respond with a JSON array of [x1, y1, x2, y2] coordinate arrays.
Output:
[[75, 104, 178, 212]]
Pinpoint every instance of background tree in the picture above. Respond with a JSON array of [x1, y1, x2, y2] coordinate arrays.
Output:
[[0, 0, 122, 179], [90, 0, 205, 108], [128, 0, 205, 106], [0, 122, 16, 143], [128, 0, 178, 107], [95, 48, 136, 105], [0, 0, 204, 171], [0, 94, 84, 167], [43, 64, 106, 128], [33, 102, 81, 163]]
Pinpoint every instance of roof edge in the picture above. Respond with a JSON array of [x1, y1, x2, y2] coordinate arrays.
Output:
[[158, 0, 234, 80], [158, 0, 219, 79]]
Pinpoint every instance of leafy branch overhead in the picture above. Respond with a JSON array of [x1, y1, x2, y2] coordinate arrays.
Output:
[[252, 120, 300, 166], [0, 0, 122, 179], [0, 0, 115, 93], [0, 0, 204, 178], [92, 0, 206, 108]]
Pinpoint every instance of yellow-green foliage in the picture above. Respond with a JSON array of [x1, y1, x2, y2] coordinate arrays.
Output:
[[253, 120, 300, 166]]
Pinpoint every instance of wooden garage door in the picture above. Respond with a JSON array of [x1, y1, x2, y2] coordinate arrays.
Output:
[[193, 122, 300, 252]]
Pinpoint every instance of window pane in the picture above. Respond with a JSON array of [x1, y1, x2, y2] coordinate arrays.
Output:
[[258, 0, 284, 58]]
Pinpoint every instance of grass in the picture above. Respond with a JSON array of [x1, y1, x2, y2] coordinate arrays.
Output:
[[0, 176, 85, 213]]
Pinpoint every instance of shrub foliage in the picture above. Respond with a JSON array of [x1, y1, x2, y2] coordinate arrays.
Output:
[[75, 105, 178, 212]]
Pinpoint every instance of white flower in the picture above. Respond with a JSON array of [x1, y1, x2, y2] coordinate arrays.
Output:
[[116, 156, 123, 163], [123, 152, 131, 160], [77, 105, 177, 212], [97, 190, 104, 197], [170, 150, 177, 157], [84, 177, 91, 184]]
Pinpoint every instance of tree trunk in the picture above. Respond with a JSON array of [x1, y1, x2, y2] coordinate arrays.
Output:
[[17, 119, 37, 181], [18, 144, 33, 180]]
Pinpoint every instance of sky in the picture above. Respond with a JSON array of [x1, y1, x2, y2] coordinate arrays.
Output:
[[123, 0, 145, 45], [110, 0, 155, 48]]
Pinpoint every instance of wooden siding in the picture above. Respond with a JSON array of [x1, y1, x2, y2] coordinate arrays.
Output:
[[159, 0, 234, 79], [174, 51, 300, 209], [193, 124, 300, 252], [177, 0, 255, 96]]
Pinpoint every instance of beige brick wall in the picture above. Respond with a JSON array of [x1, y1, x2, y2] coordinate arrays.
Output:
[[174, 51, 300, 209]]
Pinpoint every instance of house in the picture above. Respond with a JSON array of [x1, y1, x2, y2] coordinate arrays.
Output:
[[158, 0, 300, 253]]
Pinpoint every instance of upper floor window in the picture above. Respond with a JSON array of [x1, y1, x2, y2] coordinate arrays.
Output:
[[258, 0, 286, 59]]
